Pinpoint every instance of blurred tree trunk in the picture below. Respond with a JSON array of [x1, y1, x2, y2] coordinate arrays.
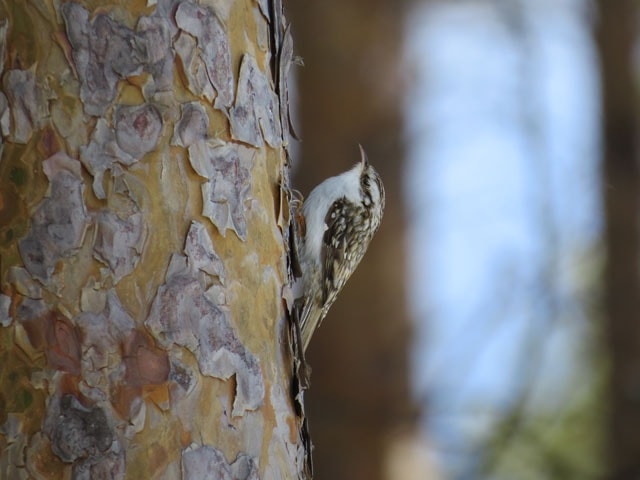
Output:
[[289, 1, 416, 479], [0, 1, 308, 478], [597, 1, 640, 478]]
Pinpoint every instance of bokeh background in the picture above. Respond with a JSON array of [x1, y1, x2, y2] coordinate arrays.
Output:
[[289, 0, 635, 478]]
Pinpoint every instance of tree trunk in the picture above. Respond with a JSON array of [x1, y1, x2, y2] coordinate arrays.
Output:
[[0, 0, 308, 478], [597, 1, 640, 478]]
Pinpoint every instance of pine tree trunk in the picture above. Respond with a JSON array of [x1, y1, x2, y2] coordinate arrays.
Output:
[[0, 1, 308, 478]]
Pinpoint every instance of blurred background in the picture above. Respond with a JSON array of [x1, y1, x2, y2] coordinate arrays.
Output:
[[289, 0, 637, 478]]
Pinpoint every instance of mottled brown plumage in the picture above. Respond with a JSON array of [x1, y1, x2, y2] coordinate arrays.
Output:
[[298, 146, 385, 351]]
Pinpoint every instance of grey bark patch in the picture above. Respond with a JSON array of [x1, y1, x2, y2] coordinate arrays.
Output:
[[174, 1, 234, 110], [256, 0, 270, 21], [181, 445, 259, 480], [0, 92, 11, 137], [172, 102, 209, 148], [62, 3, 135, 116], [0, 20, 10, 138], [0, 20, 8, 74], [18, 153, 89, 282], [45, 395, 114, 464], [145, 257, 264, 416], [230, 54, 282, 148], [8, 266, 42, 299], [278, 26, 299, 143], [184, 221, 224, 280], [3, 68, 38, 143], [78, 291, 135, 340], [169, 358, 196, 394], [187, 142, 253, 240], [135, 15, 174, 92], [61, 3, 174, 116], [114, 103, 163, 159], [14, 297, 46, 325], [70, 449, 125, 480], [0, 294, 11, 326], [80, 119, 121, 199], [81, 103, 161, 199], [76, 290, 135, 380], [230, 453, 260, 480], [174, 32, 216, 103], [93, 210, 146, 282]]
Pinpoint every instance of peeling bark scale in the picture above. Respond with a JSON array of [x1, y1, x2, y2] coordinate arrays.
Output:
[[0, 1, 308, 479]]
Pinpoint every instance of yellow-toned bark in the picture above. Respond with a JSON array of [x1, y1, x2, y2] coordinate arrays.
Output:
[[0, 0, 306, 478]]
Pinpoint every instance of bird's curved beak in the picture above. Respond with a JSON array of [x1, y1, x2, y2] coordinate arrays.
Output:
[[358, 144, 369, 167]]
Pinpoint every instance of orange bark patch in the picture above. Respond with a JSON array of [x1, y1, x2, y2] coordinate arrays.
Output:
[[58, 373, 81, 397], [38, 126, 62, 158], [180, 425, 192, 447], [20, 309, 82, 375], [123, 330, 170, 387], [145, 384, 170, 411], [111, 384, 142, 420], [46, 313, 82, 375]]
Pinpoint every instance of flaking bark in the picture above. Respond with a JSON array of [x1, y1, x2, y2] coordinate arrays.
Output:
[[0, 1, 309, 478]]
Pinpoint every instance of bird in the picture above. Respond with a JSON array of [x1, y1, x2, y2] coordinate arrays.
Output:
[[297, 145, 385, 352]]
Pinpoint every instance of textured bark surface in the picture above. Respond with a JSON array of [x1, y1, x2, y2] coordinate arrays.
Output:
[[597, 1, 640, 478], [0, 0, 307, 478]]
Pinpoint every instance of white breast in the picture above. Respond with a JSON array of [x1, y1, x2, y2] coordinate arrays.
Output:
[[301, 163, 363, 267]]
